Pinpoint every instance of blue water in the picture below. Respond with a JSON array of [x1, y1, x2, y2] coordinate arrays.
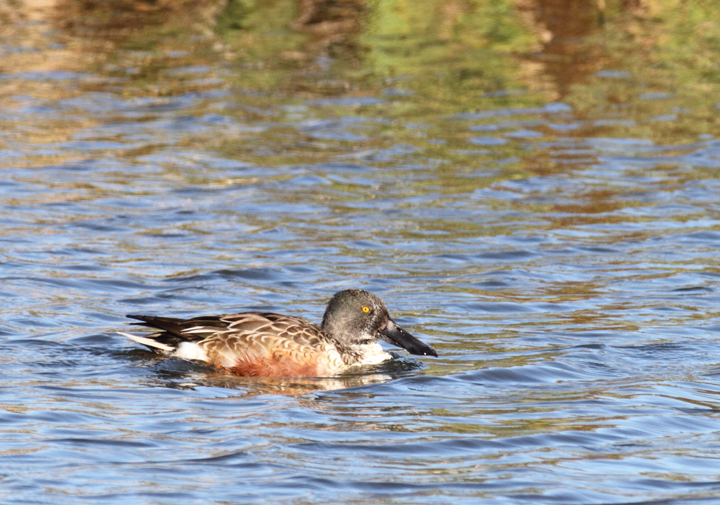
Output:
[[2, 4, 720, 504]]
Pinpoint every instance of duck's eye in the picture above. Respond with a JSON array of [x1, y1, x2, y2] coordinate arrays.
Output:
[[362, 306, 370, 313]]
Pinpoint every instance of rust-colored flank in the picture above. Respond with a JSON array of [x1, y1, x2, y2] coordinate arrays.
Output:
[[229, 353, 322, 378]]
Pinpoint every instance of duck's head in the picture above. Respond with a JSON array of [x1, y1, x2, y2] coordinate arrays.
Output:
[[321, 289, 438, 357]]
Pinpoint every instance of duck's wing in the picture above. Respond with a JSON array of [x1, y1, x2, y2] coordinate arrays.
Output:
[[126, 312, 334, 362], [204, 313, 350, 376], [198, 313, 329, 359]]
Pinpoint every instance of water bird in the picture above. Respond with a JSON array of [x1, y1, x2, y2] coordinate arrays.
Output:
[[121, 289, 438, 377]]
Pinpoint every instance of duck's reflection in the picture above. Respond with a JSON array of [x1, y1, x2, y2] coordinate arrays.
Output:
[[139, 354, 425, 396]]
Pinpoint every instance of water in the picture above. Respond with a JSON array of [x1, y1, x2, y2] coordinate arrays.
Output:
[[2, 1, 720, 503]]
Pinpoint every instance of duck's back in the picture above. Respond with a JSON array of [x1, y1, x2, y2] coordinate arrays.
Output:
[[128, 312, 348, 377]]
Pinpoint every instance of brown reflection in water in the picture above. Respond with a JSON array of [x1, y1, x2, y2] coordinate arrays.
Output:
[[290, 0, 366, 59], [53, 0, 368, 97], [160, 369, 395, 397], [551, 189, 623, 215], [0, 0, 225, 98], [6, 0, 368, 62], [514, 0, 674, 105], [53, 0, 222, 43], [515, 0, 607, 99], [3, 0, 221, 53], [559, 310, 640, 332]]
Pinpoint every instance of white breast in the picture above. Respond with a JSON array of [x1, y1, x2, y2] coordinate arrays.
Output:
[[353, 342, 392, 366]]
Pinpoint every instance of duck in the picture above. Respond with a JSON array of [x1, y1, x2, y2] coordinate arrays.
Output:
[[121, 289, 437, 377]]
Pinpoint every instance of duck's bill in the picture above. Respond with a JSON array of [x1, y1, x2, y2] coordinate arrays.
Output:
[[379, 319, 438, 357]]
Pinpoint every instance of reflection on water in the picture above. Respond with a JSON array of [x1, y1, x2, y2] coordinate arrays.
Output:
[[155, 367, 397, 396], [3, 0, 720, 503], [142, 351, 420, 395]]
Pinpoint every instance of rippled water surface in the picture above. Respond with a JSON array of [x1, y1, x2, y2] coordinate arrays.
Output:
[[3, 1, 720, 503]]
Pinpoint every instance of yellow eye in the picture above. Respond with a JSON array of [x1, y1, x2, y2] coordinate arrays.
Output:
[[362, 306, 370, 313]]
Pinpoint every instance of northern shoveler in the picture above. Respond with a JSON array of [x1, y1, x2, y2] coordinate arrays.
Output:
[[121, 289, 438, 378]]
